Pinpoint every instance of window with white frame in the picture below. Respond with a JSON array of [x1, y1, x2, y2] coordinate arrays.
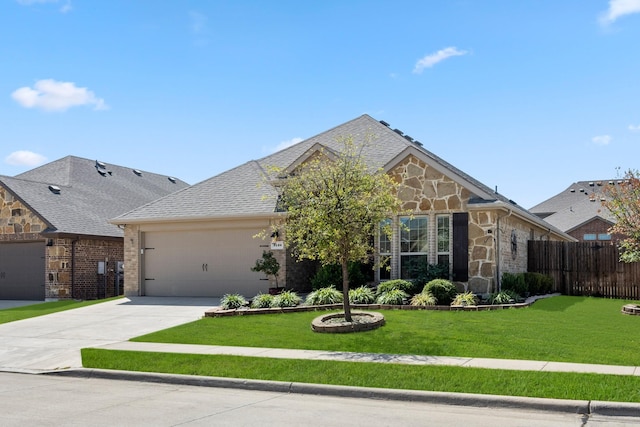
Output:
[[400, 216, 428, 279], [436, 215, 450, 266], [378, 219, 392, 280]]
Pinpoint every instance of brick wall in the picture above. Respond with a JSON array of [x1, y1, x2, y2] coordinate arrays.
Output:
[[45, 237, 123, 300], [568, 218, 616, 242]]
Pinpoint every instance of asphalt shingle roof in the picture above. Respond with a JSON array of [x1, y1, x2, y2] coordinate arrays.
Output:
[[0, 156, 188, 237], [112, 115, 559, 235], [529, 180, 616, 232]]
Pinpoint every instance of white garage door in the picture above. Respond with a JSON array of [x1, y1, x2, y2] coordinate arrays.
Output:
[[142, 229, 269, 297]]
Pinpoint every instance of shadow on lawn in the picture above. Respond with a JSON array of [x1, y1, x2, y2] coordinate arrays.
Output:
[[531, 295, 591, 312]]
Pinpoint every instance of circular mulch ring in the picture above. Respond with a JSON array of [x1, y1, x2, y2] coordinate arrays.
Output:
[[311, 311, 385, 333]]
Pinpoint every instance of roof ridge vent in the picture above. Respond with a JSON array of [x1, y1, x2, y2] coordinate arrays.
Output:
[[393, 128, 403, 136], [379, 120, 390, 127], [97, 169, 107, 177], [95, 160, 106, 169], [413, 140, 423, 147], [168, 176, 177, 183], [133, 169, 142, 176], [404, 135, 414, 142], [48, 185, 61, 194]]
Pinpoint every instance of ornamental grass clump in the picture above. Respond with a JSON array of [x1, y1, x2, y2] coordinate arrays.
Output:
[[250, 293, 274, 308], [271, 290, 301, 308], [348, 286, 376, 304], [376, 288, 409, 305], [489, 290, 520, 305], [220, 293, 247, 310], [410, 291, 437, 306], [305, 286, 343, 306], [451, 291, 478, 307]]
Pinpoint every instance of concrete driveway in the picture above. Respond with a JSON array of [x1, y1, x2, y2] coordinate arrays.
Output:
[[0, 297, 219, 373]]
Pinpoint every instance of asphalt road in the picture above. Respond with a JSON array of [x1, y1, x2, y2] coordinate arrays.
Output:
[[2, 372, 640, 427]]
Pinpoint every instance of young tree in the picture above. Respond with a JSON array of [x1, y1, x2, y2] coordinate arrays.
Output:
[[604, 170, 640, 262], [278, 135, 402, 322]]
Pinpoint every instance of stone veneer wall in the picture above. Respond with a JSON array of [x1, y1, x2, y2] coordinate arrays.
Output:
[[0, 186, 47, 242], [388, 155, 479, 286]]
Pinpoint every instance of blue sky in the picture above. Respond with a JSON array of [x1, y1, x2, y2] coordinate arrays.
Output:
[[1, 1, 639, 209]]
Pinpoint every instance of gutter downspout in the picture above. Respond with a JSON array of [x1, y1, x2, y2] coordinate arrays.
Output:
[[495, 209, 513, 293], [71, 236, 79, 299]]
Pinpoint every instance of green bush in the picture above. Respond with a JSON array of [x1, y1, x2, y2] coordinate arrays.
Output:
[[220, 293, 247, 310], [348, 286, 376, 304], [410, 291, 437, 306], [403, 259, 449, 290], [305, 286, 343, 305], [271, 290, 301, 308], [501, 272, 527, 296], [250, 293, 274, 308], [376, 289, 408, 305], [451, 291, 478, 306], [524, 272, 554, 295], [376, 279, 413, 295], [423, 279, 457, 306], [310, 262, 367, 290]]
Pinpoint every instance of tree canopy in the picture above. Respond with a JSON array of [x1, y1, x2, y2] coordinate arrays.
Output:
[[278, 135, 403, 321], [604, 170, 640, 262]]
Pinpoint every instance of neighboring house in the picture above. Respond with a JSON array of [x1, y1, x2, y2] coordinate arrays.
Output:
[[529, 180, 618, 242], [0, 156, 188, 300], [112, 114, 574, 298]]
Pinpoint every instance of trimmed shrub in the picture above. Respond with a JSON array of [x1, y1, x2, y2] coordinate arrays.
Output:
[[250, 293, 274, 308], [349, 286, 376, 304], [410, 291, 437, 306], [403, 259, 449, 290], [376, 289, 409, 305], [423, 279, 457, 306], [524, 272, 554, 295], [220, 293, 247, 310], [271, 290, 301, 308], [305, 286, 343, 305], [376, 279, 413, 295], [501, 272, 527, 296], [451, 291, 478, 307]]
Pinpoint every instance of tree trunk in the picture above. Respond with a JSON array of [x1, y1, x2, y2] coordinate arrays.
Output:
[[341, 260, 352, 322]]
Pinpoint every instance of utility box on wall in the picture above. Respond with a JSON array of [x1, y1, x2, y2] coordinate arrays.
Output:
[[97, 261, 105, 275]]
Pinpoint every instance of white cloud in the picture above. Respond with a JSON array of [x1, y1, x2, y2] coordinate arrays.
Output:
[[413, 47, 468, 74], [11, 79, 108, 112], [5, 151, 47, 167], [599, 0, 640, 26], [267, 137, 303, 154], [629, 124, 640, 132], [592, 135, 613, 146]]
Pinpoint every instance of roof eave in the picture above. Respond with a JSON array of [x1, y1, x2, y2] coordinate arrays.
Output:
[[110, 212, 286, 225]]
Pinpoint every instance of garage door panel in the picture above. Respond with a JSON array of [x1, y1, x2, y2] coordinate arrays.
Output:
[[143, 229, 268, 297], [0, 242, 45, 300]]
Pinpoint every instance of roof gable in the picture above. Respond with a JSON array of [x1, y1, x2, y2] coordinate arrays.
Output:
[[112, 115, 564, 237]]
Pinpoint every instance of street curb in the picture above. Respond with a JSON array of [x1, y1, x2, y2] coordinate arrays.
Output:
[[47, 368, 593, 415]]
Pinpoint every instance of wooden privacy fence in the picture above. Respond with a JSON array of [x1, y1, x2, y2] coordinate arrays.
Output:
[[528, 241, 640, 299]]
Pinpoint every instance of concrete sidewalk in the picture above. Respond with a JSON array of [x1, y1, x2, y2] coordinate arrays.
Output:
[[96, 341, 640, 376]]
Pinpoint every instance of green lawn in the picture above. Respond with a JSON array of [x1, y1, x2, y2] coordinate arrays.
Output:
[[0, 297, 122, 325], [133, 296, 640, 366], [82, 349, 640, 403], [82, 296, 640, 402]]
